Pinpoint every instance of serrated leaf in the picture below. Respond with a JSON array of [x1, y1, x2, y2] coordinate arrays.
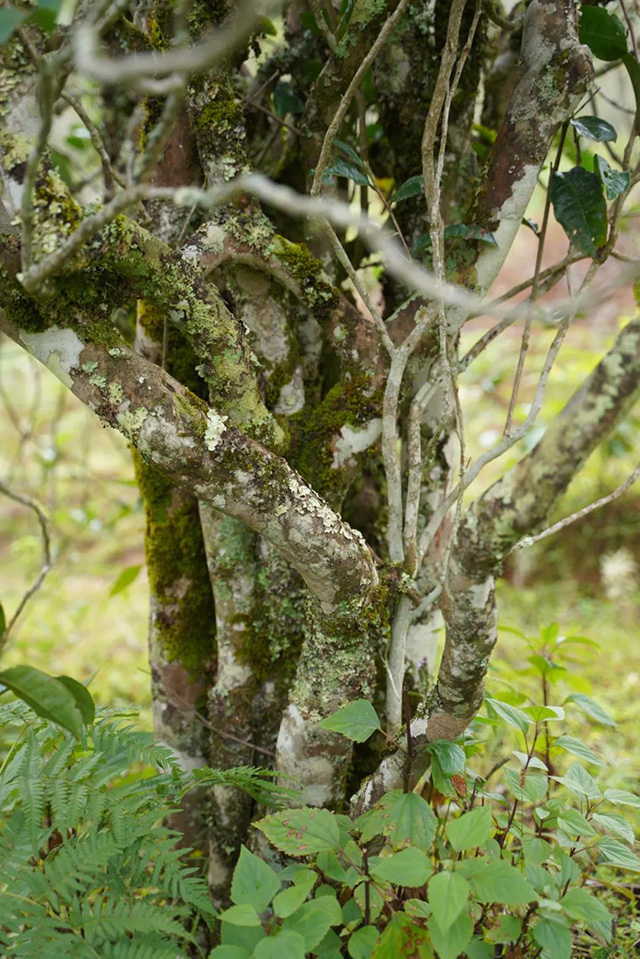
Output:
[[592, 812, 635, 844], [0, 665, 85, 737], [532, 916, 572, 959], [557, 807, 597, 838], [604, 788, 640, 808], [425, 740, 466, 775], [566, 693, 616, 726], [504, 767, 548, 803], [561, 887, 613, 931], [485, 697, 530, 733], [524, 705, 564, 723], [461, 860, 536, 905], [273, 81, 305, 116], [231, 846, 281, 913], [553, 735, 604, 766], [110, 563, 142, 596], [598, 837, 640, 870], [427, 909, 472, 959], [579, 6, 628, 61], [372, 913, 432, 959], [553, 761, 601, 800], [428, 871, 469, 933], [570, 116, 617, 142], [219, 903, 262, 926], [369, 847, 432, 886], [318, 699, 381, 742], [594, 154, 630, 200], [358, 790, 437, 850], [283, 897, 341, 950], [446, 806, 493, 852], [255, 808, 341, 856], [347, 925, 378, 959], [390, 175, 423, 203], [549, 167, 607, 257]]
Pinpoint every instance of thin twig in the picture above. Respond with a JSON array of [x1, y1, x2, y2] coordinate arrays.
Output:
[[60, 92, 126, 196]]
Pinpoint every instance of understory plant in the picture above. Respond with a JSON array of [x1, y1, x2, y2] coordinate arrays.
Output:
[[215, 625, 640, 959]]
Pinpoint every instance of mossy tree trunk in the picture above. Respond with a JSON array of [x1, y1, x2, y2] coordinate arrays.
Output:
[[4, 0, 639, 915]]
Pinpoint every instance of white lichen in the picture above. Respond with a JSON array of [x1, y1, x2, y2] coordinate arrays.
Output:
[[205, 410, 228, 451], [20, 327, 84, 388]]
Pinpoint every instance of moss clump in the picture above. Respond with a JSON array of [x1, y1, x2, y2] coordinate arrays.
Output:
[[133, 452, 216, 676], [273, 237, 340, 322]]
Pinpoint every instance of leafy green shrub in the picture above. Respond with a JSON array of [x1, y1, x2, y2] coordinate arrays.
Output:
[[0, 700, 290, 959], [215, 625, 640, 959]]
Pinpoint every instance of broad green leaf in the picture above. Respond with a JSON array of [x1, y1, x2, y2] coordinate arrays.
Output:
[[561, 887, 613, 930], [372, 913, 433, 959], [221, 922, 265, 951], [446, 805, 493, 852], [254, 930, 306, 959], [323, 157, 369, 186], [594, 154, 630, 200], [404, 899, 431, 918], [462, 859, 536, 905], [318, 699, 381, 742], [532, 916, 572, 959], [524, 705, 564, 723], [513, 751, 547, 771], [553, 761, 601, 800], [444, 223, 497, 246], [486, 914, 521, 944], [0, 601, 5, 636], [623, 52, 640, 128], [425, 740, 466, 775], [485, 697, 530, 733], [273, 81, 305, 116], [521, 835, 552, 866], [549, 167, 607, 257], [334, 139, 364, 166], [255, 807, 341, 855], [370, 847, 432, 886], [390, 175, 423, 203], [272, 867, 316, 918], [55, 676, 95, 726], [598, 837, 640, 870], [570, 116, 617, 142], [283, 898, 341, 950], [31, 0, 62, 31], [504, 767, 548, 803], [428, 871, 469, 933], [465, 940, 493, 959], [359, 790, 437, 850], [0, 6, 27, 43], [604, 788, 640, 808], [579, 6, 627, 60], [553, 735, 604, 766], [316, 850, 348, 883], [592, 812, 635, 844], [557, 808, 597, 838], [209, 947, 251, 959], [110, 563, 142, 596], [427, 910, 472, 959], [347, 925, 378, 959], [316, 929, 343, 959], [566, 693, 616, 726], [231, 846, 280, 913], [219, 903, 261, 927], [0, 665, 85, 737]]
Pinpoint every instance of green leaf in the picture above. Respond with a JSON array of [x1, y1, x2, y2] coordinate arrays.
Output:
[[110, 563, 142, 596], [427, 910, 473, 959], [553, 761, 601, 800], [604, 788, 640, 808], [557, 808, 597, 838], [55, 675, 95, 726], [0, 665, 85, 737], [504, 767, 548, 803], [372, 913, 432, 959], [231, 846, 281, 913], [524, 705, 564, 723], [566, 693, 616, 726], [598, 837, 640, 870], [283, 898, 341, 950], [323, 157, 370, 186], [462, 860, 536, 905], [255, 807, 341, 856], [209, 947, 251, 959], [549, 167, 607, 257], [0, 601, 5, 636], [622, 52, 640, 128], [532, 916, 572, 959], [219, 903, 262, 927], [390, 175, 423, 203], [348, 925, 379, 959], [485, 697, 530, 733], [592, 812, 635, 844], [428, 871, 470, 933], [553, 735, 604, 766], [444, 223, 497, 245], [273, 81, 305, 116], [0, 6, 27, 43], [486, 914, 521, 944], [465, 940, 493, 959], [594, 154, 630, 200], [358, 790, 437, 850], [254, 930, 306, 959], [334, 139, 364, 167], [561, 887, 613, 930], [425, 740, 466, 775], [221, 922, 265, 951], [316, 929, 343, 959], [446, 805, 493, 852], [31, 0, 62, 31], [570, 116, 617, 142], [369, 847, 432, 886], [318, 699, 381, 742], [272, 869, 316, 918], [579, 6, 628, 60]]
